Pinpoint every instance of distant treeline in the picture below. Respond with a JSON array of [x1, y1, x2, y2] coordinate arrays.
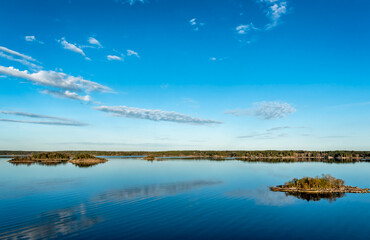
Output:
[[1, 150, 370, 162]]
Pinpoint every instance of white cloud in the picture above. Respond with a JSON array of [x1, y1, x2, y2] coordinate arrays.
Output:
[[209, 57, 227, 62], [258, 0, 288, 29], [189, 18, 205, 31], [189, 18, 197, 26], [226, 101, 296, 119], [0, 46, 41, 70], [25, 36, 36, 42], [42, 90, 91, 102], [235, 0, 288, 41], [238, 126, 308, 139], [118, 0, 146, 5], [107, 55, 123, 61], [0, 46, 36, 62], [0, 111, 87, 126], [59, 37, 86, 57], [95, 105, 223, 125], [0, 66, 111, 93], [25, 36, 44, 44], [0, 52, 41, 70], [88, 37, 102, 48], [236, 23, 258, 35], [127, 50, 139, 58]]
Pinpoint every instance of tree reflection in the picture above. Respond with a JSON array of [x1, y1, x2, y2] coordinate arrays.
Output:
[[283, 191, 346, 202]]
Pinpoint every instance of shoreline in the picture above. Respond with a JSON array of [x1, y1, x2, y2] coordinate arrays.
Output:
[[270, 186, 370, 194]]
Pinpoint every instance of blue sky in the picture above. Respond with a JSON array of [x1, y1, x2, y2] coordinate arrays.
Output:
[[0, 0, 369, 151]]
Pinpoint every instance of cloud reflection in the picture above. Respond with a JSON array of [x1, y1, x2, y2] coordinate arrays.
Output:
[[0, 204, 101, 240], [93, 180, 222, 203], [0, 180, 221, 239], [227, 187, 296, 206]]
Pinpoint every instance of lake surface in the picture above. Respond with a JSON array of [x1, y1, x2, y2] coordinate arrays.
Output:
[[1, 157, 370, 240]]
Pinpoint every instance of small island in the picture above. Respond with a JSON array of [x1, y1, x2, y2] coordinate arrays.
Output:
[[8, 152, 108, 167], [9, 152, 70, 165], [270, 174, 369, 194], [144, 155, 156, 161], [69, 153, 108, 167]]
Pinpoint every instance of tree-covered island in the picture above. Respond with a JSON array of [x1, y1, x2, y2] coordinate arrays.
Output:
[[8, 152, 107, 167], [3, 150, 370, 163], [270, 175, 370, 194]]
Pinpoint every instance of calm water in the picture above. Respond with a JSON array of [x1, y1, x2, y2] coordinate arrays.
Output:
[[1, 157, 370, 240]]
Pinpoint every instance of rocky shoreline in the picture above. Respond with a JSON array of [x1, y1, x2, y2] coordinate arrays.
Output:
[[270, 186, 370, 194]]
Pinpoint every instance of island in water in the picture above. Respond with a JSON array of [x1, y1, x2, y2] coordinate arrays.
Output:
[[8, 152, 107, 167], [2, 150, 370, 163], [270, 174, 370, 194]]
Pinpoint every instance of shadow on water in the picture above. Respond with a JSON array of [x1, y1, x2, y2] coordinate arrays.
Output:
[[283, 191, 346, 202]]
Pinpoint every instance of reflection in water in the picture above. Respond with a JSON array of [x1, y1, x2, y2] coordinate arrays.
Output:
[[0, 178, 81, 200], [9, 161, 104, 168], [9, 162, 68, 167], [0, 180, 220, 239], [228, 188, 296, 206], [0, 204, 101, 240], [93, 180, 222, 203], [284, 192, 346, 202]]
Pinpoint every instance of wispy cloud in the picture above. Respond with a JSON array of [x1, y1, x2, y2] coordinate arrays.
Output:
[[330, 101, 370, 108], [0, 111, 87, 126], [0, 46, 36, 61], [189, 18, 205, 31], [0, 46, 41, 70], [236, 0, 288, 41], [88, 37, 102, 48], [226, 101, 296, 120], [160, 83, 169, 89], [107, 55, 123, 61], [209, 57, 227, 62], [259, 0, 288, 30], [238, 126, 308, 139], [95, 105, 223, 125], [42, 90, 91, 102], [0, 66, 111, 93], [127, 49, 139, 58], [116, 0, 146, 5], [59, 38, 88, 59], [25, 35, 44, 44], [0, 52, 41, 71], [236, 23, 258, 35]]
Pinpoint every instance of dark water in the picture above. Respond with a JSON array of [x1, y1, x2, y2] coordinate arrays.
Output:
[[1, 158, 370, 240]]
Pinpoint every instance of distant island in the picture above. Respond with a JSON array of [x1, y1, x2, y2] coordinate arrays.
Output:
[[270, 175, 370, 194], [3, 150, 370, 163], [68, 153, 108, 167], [8, 152, 107, 167]]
